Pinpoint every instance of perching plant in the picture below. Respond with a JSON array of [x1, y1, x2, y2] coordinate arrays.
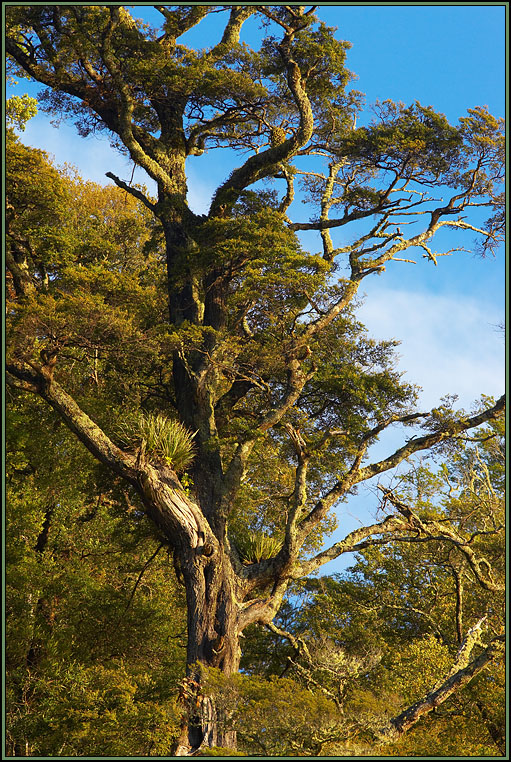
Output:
[[233, 530, 283, 565], [117, 412, 196, 473]]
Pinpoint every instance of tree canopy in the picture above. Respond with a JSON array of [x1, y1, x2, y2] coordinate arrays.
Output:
[[5, 5, 505, 756]]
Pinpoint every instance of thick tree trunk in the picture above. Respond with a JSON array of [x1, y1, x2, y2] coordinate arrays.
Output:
[[174, 550, 242, 755]]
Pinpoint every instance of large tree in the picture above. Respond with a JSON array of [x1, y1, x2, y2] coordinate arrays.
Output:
[[5, 5, 505, 754]]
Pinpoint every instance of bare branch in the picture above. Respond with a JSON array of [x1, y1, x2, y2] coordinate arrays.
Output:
[[293, 396, 504, 561], [119, 543, 164, 617], [380, 488, 504, 592], [278, 164, 296, 215], [378, 629, 504, 742], [105, 172, 157, 213], [352, 395, 505, 486], [282, 425, 310, 558], [417, 241, 469, 266], [295, 515, 410, 577], [266, 622, 343, 706]]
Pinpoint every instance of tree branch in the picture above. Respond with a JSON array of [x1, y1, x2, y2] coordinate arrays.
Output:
[[119, 542, 164, 617], [380, 487, 504, 592], [293, 396, 504, 565], [99, 8, 175, 195], [6, 361, 137, 478], [282, 424, 310, 560], [351, 395, 505, 486], [378, 628, 504, 742], [154, 5, 209, 39], [5, 361, 215, 550], [295, 515, 409, 577], [212, 6, 255, 52], [266, 622, 343, 706], [5, 247, 37, 297], [222, 355, 316, 514], [105, 171, 157, 213], [209, 14, 314, 215]]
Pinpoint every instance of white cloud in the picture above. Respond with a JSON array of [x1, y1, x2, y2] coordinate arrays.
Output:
[[304, 285, 505, 576], [356, 286, 504, 409], [22, 118, 151, 188]]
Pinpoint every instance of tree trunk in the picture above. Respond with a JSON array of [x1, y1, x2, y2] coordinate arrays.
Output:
[[174, 550, 242, 755], [163, 215, 242, 752]]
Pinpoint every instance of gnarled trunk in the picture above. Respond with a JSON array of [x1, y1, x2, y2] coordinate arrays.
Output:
[[174, 550, 242, 755]]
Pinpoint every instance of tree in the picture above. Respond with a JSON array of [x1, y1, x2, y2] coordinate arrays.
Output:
[[236, 414, 504, 755], [5, 6, 505, 754]]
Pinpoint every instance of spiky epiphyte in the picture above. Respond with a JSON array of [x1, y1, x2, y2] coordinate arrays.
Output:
[[118, 412, 195, 472], [233, 530, 283, 565]]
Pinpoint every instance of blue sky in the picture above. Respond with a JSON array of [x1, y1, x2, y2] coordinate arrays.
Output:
[[7, 4, 506, 572]]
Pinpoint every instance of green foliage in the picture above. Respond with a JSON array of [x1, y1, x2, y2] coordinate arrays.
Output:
[[336, 99, 463, 181], [7, 661, 182, 757], [196, 206, 328, 322], [240, 421, 504, 756], [6, 141, 167, 417], [5, 6, 504, 755], [231, 530, 283, 565], [6, 135, 70, 273], [6, 93, 37, 130], [5, 395, 187, 756], [117, 411, 196, 472], [5, 146, 187, 755], [196, 748, 246, 757], [259, 14, 359, 140], [203, 669, 343, 756]]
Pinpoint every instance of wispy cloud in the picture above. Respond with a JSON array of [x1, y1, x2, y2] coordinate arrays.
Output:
[[356, 286, 504, 409], [22, 118, 148, 188]]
